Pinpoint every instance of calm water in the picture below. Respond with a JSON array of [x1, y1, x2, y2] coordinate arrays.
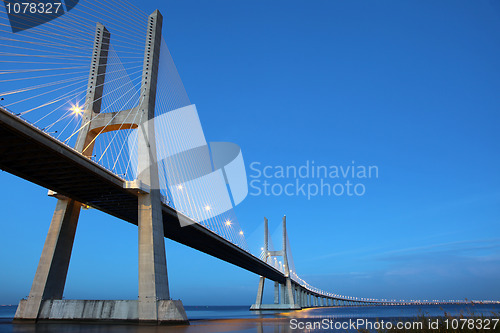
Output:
[[1, 304, 499, 332]]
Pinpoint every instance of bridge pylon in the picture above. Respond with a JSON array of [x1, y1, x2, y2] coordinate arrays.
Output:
[[250, 216, 301, 310], [14, 10, 187, 324]]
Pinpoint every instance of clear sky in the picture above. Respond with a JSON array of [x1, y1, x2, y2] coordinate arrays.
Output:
[[1, 0, 500, 305]]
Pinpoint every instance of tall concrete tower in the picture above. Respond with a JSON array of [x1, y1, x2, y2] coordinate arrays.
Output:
[[14, 10, 188, 324]]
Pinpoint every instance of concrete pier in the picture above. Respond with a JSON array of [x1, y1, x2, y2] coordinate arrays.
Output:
[[251, 217, 300, 310], [14, 198, 81, 321], [135, 10, 185, 323], [15, 300, 187, 323], [247, 218, 389, 310], [274, 281, 280, 304], [14, 10, 187, 325], [14, 22, 110, 323]]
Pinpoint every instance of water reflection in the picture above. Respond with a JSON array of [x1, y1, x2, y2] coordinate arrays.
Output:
[[10, 318, 293, 333], [4, 304, 500, 333]]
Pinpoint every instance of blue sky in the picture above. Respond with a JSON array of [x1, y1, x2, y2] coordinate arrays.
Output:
[[1, 0, 500, 305]]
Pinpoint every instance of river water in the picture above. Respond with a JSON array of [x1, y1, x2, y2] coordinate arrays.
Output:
[[1, 303, 499, 332]]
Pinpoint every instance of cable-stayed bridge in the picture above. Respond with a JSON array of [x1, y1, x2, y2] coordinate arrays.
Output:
[[0, 0, 479, 324]]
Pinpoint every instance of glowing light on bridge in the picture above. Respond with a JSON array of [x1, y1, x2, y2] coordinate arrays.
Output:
[[70, 103, 83, 116]]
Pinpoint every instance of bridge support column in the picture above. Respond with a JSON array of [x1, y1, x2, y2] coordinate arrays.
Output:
[[253, 276, 265, 308], [285, 278, 296, 306], [135, 10, 186, 324], [15, 10, 188, 325], [250, 216, 300, 310], [282, 216, 298, 309], [14, 20, 110, 322], [274, 281, 280, 304], [14, 199, 81, 320]]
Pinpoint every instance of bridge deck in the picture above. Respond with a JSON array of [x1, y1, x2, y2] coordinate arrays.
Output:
[[0, 107, 285, 284]]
